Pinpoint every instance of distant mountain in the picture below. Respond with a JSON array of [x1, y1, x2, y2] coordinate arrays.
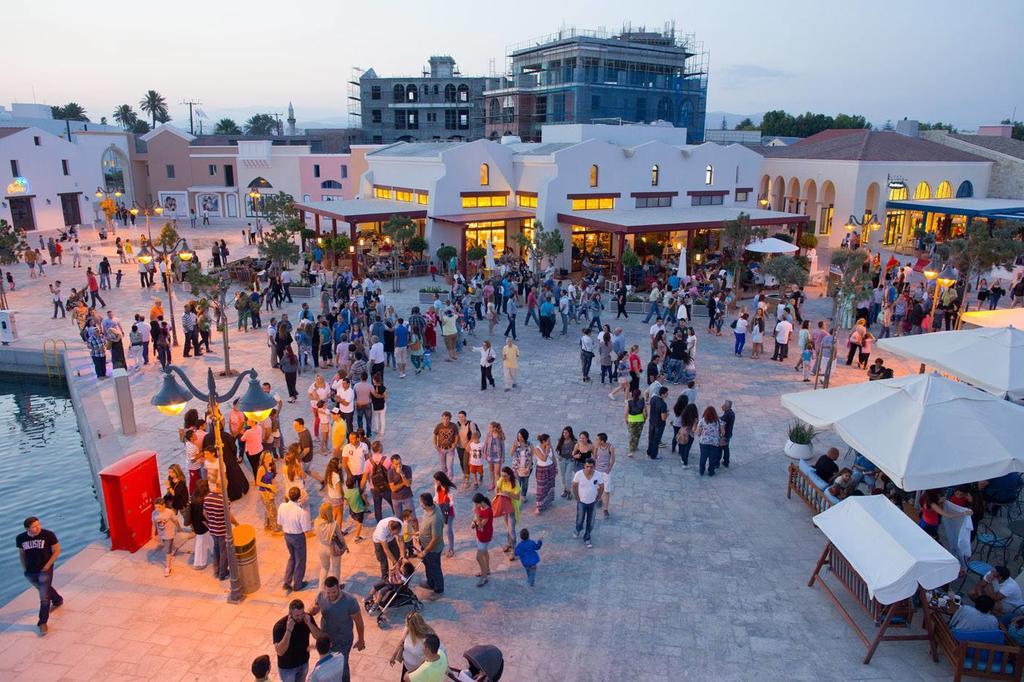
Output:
[[705, 111, 764, 130]]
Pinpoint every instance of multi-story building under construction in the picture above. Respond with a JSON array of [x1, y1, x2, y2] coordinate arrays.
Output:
[[483, 23, 708, 144]]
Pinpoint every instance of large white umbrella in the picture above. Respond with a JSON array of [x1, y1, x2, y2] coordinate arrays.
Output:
[[746, 237, 798, 254], [781, 372, 1024, 490], [877, 326, 1024, 401], [813, 496, 960, 605], [961, 308, 1024, 330], [676, 246, 687, 279]]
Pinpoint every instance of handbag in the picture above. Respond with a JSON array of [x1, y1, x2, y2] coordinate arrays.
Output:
[[330, 527, 348, 557], [676, 427, 691, 445]]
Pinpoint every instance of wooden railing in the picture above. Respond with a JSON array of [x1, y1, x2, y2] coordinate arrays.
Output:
[[931, 609, 1022, 682], [787, 461, 834, 515]]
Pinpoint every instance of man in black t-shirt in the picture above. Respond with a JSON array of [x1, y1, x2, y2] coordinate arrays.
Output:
[[273, 598, 324, 681], [16, 516, 63, 634], [813, 447, 841, 483], [647, 387, 669, 460]]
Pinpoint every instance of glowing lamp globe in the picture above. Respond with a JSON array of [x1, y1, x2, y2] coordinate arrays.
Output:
[[238, 376, 277, 422], [152, 372, 192, 416]]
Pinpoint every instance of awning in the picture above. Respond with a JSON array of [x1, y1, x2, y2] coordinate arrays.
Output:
[[296, 198, 427, 224], [555, 206, 807, 234], [813, 496, 959, 605], [431, 209, 535, 225], [877, 326, 1024, 400], [885, 197, 1024, 218]]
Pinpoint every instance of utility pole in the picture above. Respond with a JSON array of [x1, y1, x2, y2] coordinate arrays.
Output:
[[181, 99, 202, 135], [270, 113, 283, 136]]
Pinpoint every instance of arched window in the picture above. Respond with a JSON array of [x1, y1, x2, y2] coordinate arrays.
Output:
[[479, 163, 489, 186], [407, 85, 418, 102], [651, 164, 659, 186], [935, 180, 953, 199], [913, 181, 931, 199], [320, 180, 342, 189], [393, 84, 405, 102], [705, 164, 714, 185], [444, 84, 456, 103], [101, 148, 126, 192], [589, 164, 599, 187], [457, 84, 469, 103], [956, 180, 974, 198]]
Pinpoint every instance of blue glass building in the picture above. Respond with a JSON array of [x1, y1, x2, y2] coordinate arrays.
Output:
[[484, 25, 708, 144]]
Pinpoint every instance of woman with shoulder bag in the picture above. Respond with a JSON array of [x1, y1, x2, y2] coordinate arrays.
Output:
[[314, 501, 346, 587], [677, 402, 699, 467]]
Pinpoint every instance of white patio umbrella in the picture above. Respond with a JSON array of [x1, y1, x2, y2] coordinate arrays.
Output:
[[676, 246, 687, 279], [961, 309, 1024, 330], [877, 326, 1024, 401], [485, 238, 495, 270], [745, 237, 798, 254], [781, 372, 1024, 490]]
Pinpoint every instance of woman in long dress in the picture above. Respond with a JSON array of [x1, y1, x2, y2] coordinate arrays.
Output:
[[533, 433, 556, 513]]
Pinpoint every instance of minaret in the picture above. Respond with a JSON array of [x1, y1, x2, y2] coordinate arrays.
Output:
[[287, 102, 296, 136]]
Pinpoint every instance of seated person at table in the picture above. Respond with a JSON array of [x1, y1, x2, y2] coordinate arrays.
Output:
[[828, 468, 860, 500], [979, 473, 1022, 508], [867, 358, 892, 381], [968, 566, 1024, 617], [813, 447, 840, 483], [951, 595, 999, 632], [850, 453, 878, 490]]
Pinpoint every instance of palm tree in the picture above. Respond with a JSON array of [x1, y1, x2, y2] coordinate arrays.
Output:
[[51, 102, 89, 121], [139, 90, 169, 128], [130, 120, 151, 134], [112, 104, 137, 130], [244, 114, 277, 135], [213, 118, 242, 135]]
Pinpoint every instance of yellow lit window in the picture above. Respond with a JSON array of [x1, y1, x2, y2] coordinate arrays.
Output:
[[571, 198, 585, 210], [651, 164, 659, 186], [395, 190, 413, 202], [478, 196, 493, 207], [416, 192, 429, 205], [516, 193, 537, 208], [571, 196, 615, 211], [492, 195, 507, 207], [599, 197, 614, 209], [462, 196, 478, 208], [589, 164, 599, 187], [480, 163, 489, 186], [374, 186, 393, 199]]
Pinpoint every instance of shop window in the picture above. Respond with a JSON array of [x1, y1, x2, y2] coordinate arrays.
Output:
[[651, 164, 659, 186], [705, 164, 714, 185], [480, 163, 489, 186], [589, 165, 599, 187]]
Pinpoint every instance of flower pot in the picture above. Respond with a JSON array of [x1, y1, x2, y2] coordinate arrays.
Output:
[[784, 439, 814, 460]]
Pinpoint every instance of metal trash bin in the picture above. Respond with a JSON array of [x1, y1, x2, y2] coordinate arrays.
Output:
[[233, 524, 260, 594]]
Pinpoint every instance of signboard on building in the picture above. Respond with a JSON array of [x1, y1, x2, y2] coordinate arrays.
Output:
[[6, 177, 29, 194]]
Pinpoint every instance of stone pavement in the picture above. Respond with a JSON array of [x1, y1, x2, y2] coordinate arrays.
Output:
[[0, 220, 950, 681]]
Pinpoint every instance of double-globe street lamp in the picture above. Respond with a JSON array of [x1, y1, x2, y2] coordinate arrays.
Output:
[[151, 366, 277, 603], [137, 238, 195, 347], [247, 190, 262, 231], [844, 212, 881, 244], [94, 186, 123, 235], [923, 262, 957, 318]]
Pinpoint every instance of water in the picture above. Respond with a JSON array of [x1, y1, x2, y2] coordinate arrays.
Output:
[[0, 375, 104, 606]]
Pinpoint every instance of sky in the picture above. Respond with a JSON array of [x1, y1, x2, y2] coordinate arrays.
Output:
[[6, 0, 1022, 131]]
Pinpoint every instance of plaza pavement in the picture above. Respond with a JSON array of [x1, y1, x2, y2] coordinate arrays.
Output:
[[0, 219, 951, 681]]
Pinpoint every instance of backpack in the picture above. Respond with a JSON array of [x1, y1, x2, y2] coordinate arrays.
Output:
[[370, 459, 389, 493]]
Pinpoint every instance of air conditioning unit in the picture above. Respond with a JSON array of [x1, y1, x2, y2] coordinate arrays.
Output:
[[0, 310, 17, 344]]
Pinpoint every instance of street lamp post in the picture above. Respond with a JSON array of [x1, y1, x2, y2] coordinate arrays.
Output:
[[151, 366, 277, 603], [94, 187, 124, 235], [925, 263, 957, 318], [843, 212, 881, 246], [248, 190, 262, 231], [138, 237, 194, 347]]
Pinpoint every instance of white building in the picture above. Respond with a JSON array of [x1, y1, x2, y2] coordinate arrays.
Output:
[[298, 123, 805, 276], [757, 129, 992, 252], [1, 125, 135, 232]]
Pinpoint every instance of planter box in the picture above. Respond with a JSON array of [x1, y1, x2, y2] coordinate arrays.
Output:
[[784, 439, 814, 460], [418, 292, 450, 304], [290, 286, 315, 298]]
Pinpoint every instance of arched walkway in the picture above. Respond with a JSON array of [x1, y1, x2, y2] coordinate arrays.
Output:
[[771, 176, 785, 212], [818, 180, 836, 237], [786, 177, 801, 213]]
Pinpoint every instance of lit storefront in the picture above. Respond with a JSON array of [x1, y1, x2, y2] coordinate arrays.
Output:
[[883, 197, 1024, 248]]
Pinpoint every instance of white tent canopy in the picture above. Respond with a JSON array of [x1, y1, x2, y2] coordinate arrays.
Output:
[[877, 326, 1024, 401], [961, 309, 1024, 330], [813, 496, 960, 604], [746, 237, 798, 254], [781, 372, 1024, 490]]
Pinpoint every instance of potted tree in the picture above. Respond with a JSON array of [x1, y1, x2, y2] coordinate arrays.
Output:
[[408, 236, 429, 275], [784, 421, 816, 460]]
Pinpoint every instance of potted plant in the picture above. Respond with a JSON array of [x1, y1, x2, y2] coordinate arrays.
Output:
[[784, 421, 816, 460]]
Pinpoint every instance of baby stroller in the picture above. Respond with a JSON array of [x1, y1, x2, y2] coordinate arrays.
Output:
[[447, 645, 504, 681], [364, 561, 422, 629]]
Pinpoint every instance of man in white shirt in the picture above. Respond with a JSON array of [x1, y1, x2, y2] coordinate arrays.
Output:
[[642, 285, 662, 323], [368, 337, 386, 377], [772, 315, 793, 362], [309, 634, 347, 682], [471, 340, 496, 391], [580, 329, 596, 383], [341, 432, 369, 481], [334, 378, 355, 432], [675, 297, 688, 326], [372, 517, 405, 580], [649, 320, 666, 343], [281, 269, 294, 303], [278, 487, 312, 591], [969, 566, 1024, 616], [558, 293, 571, 336], [572, 460, 606, 548]]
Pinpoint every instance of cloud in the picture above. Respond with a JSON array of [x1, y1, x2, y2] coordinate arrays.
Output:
[[714, 64, 796, 89]]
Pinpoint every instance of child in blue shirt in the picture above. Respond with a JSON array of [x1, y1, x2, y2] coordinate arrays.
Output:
[[513, 528, 544, 587]]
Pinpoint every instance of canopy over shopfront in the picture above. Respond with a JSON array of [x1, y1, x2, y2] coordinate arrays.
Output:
[[555, 205, 808, 278], [877, 326, 1024, 401], [885, 197, 1024, 221], [431, 210, 537, 274], [296, 199, 428, 277], [781, 372, 1024, 490]]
